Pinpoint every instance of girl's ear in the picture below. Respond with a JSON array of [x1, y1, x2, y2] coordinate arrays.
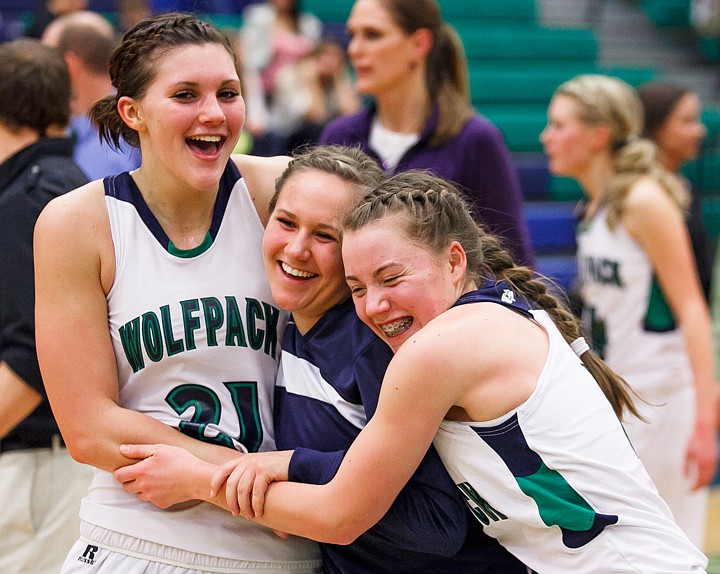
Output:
[[117, 96, 145, 133], [591, 123, 613, 152], [448, 241, 467, 286], [411, 27, 433, 60]]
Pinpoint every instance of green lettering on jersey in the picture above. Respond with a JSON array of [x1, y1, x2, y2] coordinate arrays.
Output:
[[225, 296, 248, 347], [583, 256, 623, 287], [202, 297, 224, 346], [119, 296, 281, 372], [246, 298, 264, 351], [141, 311, 164, 363], [161, 305, 184, 356], [457, 481, 507, 525], [180, 299, 201, 350], [262, 302, 279, 358], [119, 317, 144, 373]]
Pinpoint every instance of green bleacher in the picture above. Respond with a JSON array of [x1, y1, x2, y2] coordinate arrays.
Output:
[[640, 0, 720, 62], [300, 0, 537, 26], [641, 0, 692, 26], [459, 25, 598, 62], [472, 66, 657, 153], [299, 0, 659, 154], [438, 0, 537, 22], [232, 0, 720, 268]]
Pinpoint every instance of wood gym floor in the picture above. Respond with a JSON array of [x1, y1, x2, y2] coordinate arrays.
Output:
[[707, 487, 719, 572]]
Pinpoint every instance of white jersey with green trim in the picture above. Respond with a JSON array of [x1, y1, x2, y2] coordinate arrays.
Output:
[[433, 308, 707, 573], [77, 166, 321, 569], [576, 205, 691, 392]]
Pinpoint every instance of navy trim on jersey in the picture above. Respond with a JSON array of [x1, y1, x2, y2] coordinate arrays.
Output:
[[103, 161, 241, 256], [472, 414, 619, 549], [453, 280, 534, 319]]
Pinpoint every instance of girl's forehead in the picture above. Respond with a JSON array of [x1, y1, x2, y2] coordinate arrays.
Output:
[[347, 217, 411, 250], [152, 43, 236, 77]]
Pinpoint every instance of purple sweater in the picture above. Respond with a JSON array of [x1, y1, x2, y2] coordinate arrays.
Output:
[[319, 105, 535, 267]]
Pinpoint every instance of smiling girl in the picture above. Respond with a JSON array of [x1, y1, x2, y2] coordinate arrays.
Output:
[[33, 13, 321, 574]]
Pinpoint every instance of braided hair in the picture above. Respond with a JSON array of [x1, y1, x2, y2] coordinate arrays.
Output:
[[344, 170, 643, 420], [89, 12, 237, 150]]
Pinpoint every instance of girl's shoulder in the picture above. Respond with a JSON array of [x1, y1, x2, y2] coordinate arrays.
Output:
[[231, 153, 291, 223], [40, 178, 107, 224], [624, 175, 679, 213]]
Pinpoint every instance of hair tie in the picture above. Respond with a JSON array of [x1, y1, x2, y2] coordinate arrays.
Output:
[[613, 134, 639, 151], [570, 337, 590, 357]]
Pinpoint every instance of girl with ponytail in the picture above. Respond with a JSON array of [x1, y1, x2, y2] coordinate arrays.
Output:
[[34, 12, 323, 573], [542, 74, 718, 548], [208, 171, 707, 573], [317, 0, 535, 267]]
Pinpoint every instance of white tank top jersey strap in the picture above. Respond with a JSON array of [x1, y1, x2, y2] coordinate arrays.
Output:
[[74, 165, 321, 571], [433, 307, 707, 573]]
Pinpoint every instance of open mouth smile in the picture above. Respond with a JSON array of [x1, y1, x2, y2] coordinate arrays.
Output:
[[379, 316, 413, 338], [281, 261, 317, 279], [186, 135, 224, 156]]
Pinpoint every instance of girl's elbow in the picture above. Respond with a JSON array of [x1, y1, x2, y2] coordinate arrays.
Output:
[[317, 523, 365, 546], [63, 431, 105, 466], [307, 510, 376, 545]]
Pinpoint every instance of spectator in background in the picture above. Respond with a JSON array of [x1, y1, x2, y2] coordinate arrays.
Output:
[[225, 29, 273, 155], [117, 0, 152, 34], [241, 0, 322, 97], [240, 0, 322, 155], [25, 0, 87, 39], [637, 81, 715, 302], [318, 0, 534, 267], [0, 38, 92, 574], [271, 37, 361, 152], [541, 74, 718, 548], [42, 11, 141, 180]]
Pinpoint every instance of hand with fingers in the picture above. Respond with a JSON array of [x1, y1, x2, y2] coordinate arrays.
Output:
[[114, 443, 221, 509], [210, 450, 293, 518]]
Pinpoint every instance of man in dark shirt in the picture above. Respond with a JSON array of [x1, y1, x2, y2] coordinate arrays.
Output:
[[0, 38, 92, 574]]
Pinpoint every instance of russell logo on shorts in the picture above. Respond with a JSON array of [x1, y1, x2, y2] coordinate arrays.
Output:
[[78, 544, 99, 565]]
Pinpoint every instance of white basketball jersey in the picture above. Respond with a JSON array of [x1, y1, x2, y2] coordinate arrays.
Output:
[[433, 310, 707, 573], [576, 206, 691, 392], [78, 167, 321, 568]]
